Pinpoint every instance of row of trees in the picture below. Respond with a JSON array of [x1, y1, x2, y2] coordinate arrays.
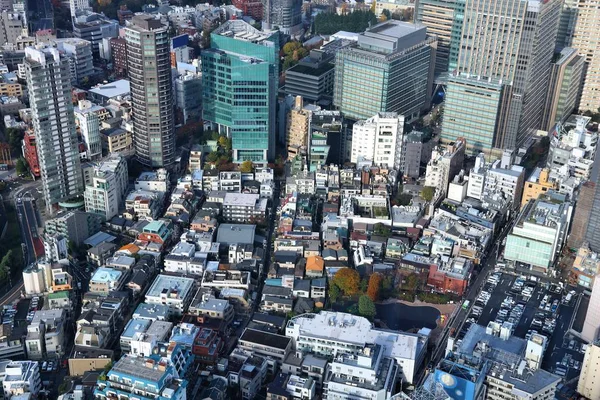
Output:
[[329, 269, 386, 319], [314, 10, 377, 35], [282, 41, 309, 71]]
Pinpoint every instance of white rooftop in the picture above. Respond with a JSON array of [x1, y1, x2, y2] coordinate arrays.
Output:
[[287, 311, 424, 361]]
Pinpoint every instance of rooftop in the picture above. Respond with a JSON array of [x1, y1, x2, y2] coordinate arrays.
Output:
[[240, 328, 292, 350], [287, 311, 425, 361], [88, 79, 130, 99], [90, 267, 122, 284], [146, 274, 195, 300]]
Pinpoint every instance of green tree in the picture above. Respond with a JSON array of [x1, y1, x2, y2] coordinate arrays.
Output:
[[6, 128, 24, 154], [239, 160, 254, 173], [206, 151, 220, 163], [283, 41, 302, 55], [0, 250, 14, 282], [382, 9, 391, 20], [358, 295, 376, 318], [421, 186, 436, 202], [329, 284, 340, 303], [15, 158, 27, 175], [331, 267, 360, 296], [360, 277, 369, 292], [218, 136, 232, 152]]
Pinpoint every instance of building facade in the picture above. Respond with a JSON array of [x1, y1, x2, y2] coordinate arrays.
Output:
[[84, 154, 128, 221], [350, 112, 405, 171], [25, 46, 84, 212], [440, 0, 562, 156], [74, 100, 102, 160], [571, 0, 600, 112], [541, 47, 585, 131], [125, 15, 175, 168], [202, 20, 279, 163], [334, 20, 436, 122]]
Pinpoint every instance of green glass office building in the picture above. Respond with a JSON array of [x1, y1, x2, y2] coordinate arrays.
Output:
[[333, 20, 437, 122], [202, 21, 279, 163]]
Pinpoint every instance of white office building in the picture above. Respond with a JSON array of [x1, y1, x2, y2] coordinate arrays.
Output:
[[285, 311, 427, 383], [74, 100, 102, 160], [134, 169, 170, 193], [467, 151, 525, 208], [323, 344, 399, 400], [84, 154, 128, 221], [350, 112, 405, 170]]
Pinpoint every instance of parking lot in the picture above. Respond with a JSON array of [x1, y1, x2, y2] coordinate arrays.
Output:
[[459, 272, 586, 382]]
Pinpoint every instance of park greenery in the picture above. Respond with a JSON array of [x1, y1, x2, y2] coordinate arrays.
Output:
[[314, 10, 377, 35], [282, 41, 309, 71]]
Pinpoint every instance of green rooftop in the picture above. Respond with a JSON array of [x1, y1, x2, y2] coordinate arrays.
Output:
[[48, 291, 69, 299]]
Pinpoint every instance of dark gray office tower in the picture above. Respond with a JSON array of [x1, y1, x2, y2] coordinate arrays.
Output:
[[125, 15, 175, 168]]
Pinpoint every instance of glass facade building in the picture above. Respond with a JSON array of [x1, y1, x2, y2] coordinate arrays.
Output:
[[440, 0, 562, 156], [333, 20, 436, 122], [202, 20, 279, 163], [414, 0, 465, 76]]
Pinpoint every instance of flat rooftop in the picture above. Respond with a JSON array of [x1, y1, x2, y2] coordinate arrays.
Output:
[[287, 311, 425, 361], [89, 80, 130, 99], [90, 267, 122, 284], [146, 274, 195, 299]]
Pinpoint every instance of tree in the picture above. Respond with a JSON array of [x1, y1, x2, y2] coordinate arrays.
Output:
[[360, 277, 368, 292], [0, 250, 14, 282], [239, 160, 254, 173], [6, 128, 24, 155], [367, 273, 382, 302], [358, 295, 376, 318], [382, 9, 391, 20], [421, 186, 436, 202], [329, 284, 340, 303], [218, 136, 232, 152], [331, 268, 360, 296], [283, 41, 302, 56], [15, 158, 27, 175], [395, 193, 412, 206]]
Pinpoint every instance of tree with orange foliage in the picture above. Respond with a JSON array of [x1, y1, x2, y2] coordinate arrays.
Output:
[[366, 273, 382, 302], [331, 268, 360, 296]]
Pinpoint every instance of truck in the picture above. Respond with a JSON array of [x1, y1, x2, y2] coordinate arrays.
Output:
[[462, 300, 470, 310]]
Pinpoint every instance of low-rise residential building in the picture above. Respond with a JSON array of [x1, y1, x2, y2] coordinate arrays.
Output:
[[201, 270, 251, 291], [101, 127, 132, 154], [145, 274, 196, 316], [222, 192, 268, 223], [25, 309, 66, 360], [87, 242, 117, 267], [188, 292, 235, 324], [134, 169, 170, 193], [89, 267, 126, 295], [125, 190, 163, 221], [94, 354, 188, 400], [2, 361, 42, 399], [238, 328, 293, 370]]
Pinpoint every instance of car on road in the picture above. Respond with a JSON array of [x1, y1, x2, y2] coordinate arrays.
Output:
[[42, 362, 47, 372]]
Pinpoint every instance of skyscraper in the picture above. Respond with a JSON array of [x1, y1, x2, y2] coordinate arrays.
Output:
[[571, 1, 600, 112], [541, 47, 585, 131], [125, 14, 175, 168], [440, 0, 562, 157], [202, 20, 279, 163], [414, 0, 465, 76], [25, 46, 84, 212], [333, 20, 437, 121]]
